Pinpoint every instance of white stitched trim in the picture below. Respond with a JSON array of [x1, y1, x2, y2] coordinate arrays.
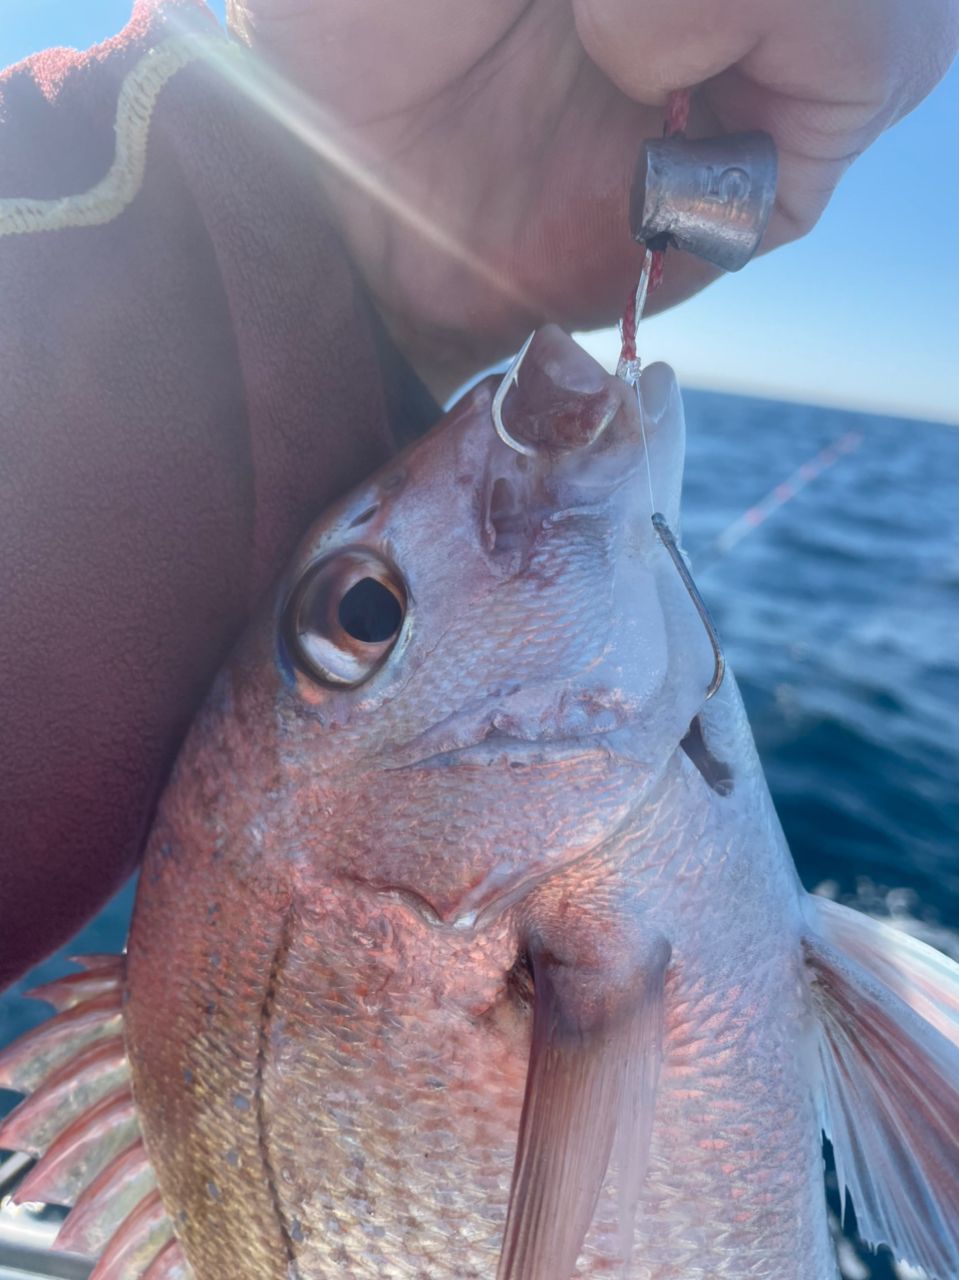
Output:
[[0, 36, 219, 239]]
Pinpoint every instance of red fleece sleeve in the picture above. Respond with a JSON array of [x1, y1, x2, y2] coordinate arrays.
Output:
[[0, 0, 433, 988]]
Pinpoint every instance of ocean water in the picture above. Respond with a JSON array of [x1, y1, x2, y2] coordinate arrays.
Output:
[[2, 389, 957, 1277], [683, 392, 959, 929], [682, 391, 959, 1280]]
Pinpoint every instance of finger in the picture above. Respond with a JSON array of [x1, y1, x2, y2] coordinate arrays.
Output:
[[575, 0, 757, 103], [575, 0, 958, 248], [574, 0, 958, 116], [704, 66, 862, 243]]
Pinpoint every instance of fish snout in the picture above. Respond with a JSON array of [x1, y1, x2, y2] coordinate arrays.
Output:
[[493, 325, 625, 458], [479, 327, 685, 558], [490, 327, 681, 511]]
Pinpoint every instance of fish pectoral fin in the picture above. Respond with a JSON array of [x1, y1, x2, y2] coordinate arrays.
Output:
[[804, 893, 959, 1278], [498, 895, 670, 1280]]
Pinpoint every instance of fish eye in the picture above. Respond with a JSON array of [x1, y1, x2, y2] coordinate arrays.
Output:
[[338, 576, 402, 643], [283, 550, 407, 688]]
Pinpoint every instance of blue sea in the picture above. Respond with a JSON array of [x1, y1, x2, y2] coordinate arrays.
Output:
[[2, 390, 957, 1279]]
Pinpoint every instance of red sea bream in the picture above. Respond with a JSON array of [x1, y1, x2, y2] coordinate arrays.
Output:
[[2, 328, 959, 1280]]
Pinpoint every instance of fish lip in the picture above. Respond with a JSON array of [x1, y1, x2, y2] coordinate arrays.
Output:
[[385, 731, 614, 773], [375, 679, 644, 771]]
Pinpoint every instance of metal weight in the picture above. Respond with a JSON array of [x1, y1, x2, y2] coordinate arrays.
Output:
[[630, 131, 779, 272]]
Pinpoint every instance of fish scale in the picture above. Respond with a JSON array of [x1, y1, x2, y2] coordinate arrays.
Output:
[[124, 835, 295, 1280], [590, 739, 831, 1279], [258, 897, 524, 1277]]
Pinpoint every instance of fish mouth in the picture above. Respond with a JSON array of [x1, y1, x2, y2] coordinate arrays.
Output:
[[378, 685, 642, 772], [392, 732, 613, 772]]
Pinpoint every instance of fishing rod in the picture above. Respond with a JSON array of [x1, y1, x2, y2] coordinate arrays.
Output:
[[694, 428, 864, 575]]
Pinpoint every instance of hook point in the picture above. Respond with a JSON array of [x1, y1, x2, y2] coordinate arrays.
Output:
[[492, 332, 538, 456]]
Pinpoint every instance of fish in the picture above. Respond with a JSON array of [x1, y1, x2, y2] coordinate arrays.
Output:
[[2, 325, 959, 1280]]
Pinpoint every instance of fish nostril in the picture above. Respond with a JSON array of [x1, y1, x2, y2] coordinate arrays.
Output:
[[495, 326, 623, 457], [486, 477, 530, 554]]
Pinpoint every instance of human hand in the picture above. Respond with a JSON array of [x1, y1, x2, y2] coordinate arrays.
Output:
[[230, 0, 955, 393]]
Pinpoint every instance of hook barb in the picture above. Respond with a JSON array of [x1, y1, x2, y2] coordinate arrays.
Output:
[[651, 513, 725, 700]]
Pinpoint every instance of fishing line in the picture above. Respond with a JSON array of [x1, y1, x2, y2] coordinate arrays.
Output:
[[492, 89, 725, 702], [615, 88, 725, 701], [616, 251, 657, 518], [616, 87, 690, 521]]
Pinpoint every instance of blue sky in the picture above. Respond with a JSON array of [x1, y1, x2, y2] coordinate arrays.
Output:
[[2, 2, 956, 423]]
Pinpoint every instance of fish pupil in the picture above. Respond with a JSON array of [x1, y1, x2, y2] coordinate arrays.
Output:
[[338, 577, 402, 643]]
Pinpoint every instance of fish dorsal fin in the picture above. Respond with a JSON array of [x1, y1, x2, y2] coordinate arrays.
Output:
[[86, 1188, 172, 1280], [804, 894, 959, 1277], [0, 954, 193, 1279], [14, 1087, 138, 1206], [26, 965, 129, 1012], [1, 1036, 128, 1155], [142, 1239, 192, 1280], [56, 1140, 157, 1255], [498, 893, 669, 1280], [0, 989, 123, 1092]]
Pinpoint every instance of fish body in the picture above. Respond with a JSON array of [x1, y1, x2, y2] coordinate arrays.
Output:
[[2, 328, 959, 1280], [126, 691, 829, 1279]]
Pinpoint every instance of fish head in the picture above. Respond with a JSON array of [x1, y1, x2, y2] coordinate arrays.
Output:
[[217, 326, 715, 924]]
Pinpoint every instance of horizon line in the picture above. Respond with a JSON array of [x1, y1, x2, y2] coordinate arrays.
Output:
[[572, 330, 959, 430], [675, 375, 959, 430]]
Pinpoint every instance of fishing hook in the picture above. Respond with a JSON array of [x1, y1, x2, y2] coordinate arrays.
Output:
[[652, 512, 725, 699], [617, 262, 726, 700], [491, 331, 537, 456], [492, 329, 725, 700]]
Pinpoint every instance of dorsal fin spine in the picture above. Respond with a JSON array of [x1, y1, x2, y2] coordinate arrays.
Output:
[[0, 954, 190, 1277], [56, 1140, 155, 1255], [0, 990, 123, 1092], [13, 1086, 137, 1206], [88, 1189, 173, 1280]]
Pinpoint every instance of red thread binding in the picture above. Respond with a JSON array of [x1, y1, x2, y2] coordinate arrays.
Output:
[[619, 87, 691, 367]]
